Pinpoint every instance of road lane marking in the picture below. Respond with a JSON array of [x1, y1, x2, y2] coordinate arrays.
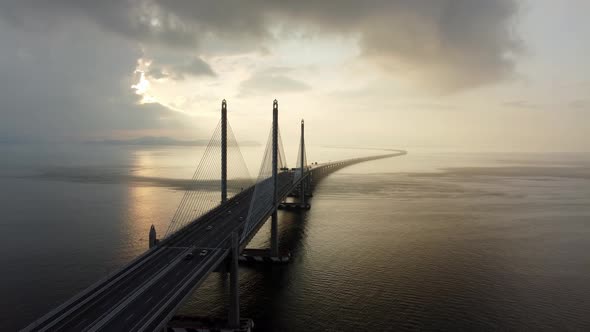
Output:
[[23, 246, 167, 331], [86, 247, 192, 332], [73, 318, 88, 328], [132, 249, 227, 332]]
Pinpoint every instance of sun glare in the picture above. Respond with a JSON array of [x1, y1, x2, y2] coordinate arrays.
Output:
[[131, 70, 156, 103]]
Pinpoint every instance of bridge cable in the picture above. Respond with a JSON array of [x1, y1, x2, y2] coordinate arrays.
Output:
[[165, 119, 253, 238]]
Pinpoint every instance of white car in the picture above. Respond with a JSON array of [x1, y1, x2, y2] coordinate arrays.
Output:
[[199, 250, 208, 256]]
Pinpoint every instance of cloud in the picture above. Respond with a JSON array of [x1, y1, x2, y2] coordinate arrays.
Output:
[[239, 68, 310, 96], [0, 1, 201, 49], [0, 15, 187, 141], [502, 100, 541, 110], [163, 0, 524, 91], [399, 103, 458, 111], [146, 57, 215, 80], [0, 0, 523, 92], [569, 99, 589, 110]]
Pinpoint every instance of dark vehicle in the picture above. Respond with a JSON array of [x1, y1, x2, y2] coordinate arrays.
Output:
[[185, 252, 194, 260]]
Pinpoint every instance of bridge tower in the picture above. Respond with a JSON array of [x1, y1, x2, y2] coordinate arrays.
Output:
[[277, 118, 310, 211], [271, 99, 279, 257], [221, 99, 228, 203], [299, 119, 306, 207]]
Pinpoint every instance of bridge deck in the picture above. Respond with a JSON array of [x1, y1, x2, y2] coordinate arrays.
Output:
[[24, 173, 297, 332], [23, 151, 406, 332]]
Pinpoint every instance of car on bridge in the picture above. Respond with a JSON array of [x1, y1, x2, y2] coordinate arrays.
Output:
[[185, 252, 194, 260], [200, 250, 208, 256]]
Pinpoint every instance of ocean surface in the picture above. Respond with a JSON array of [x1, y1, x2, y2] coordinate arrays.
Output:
[[1, 143, 590, 331]]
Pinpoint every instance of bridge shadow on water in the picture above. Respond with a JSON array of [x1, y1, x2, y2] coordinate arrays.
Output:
[[175, 207, 312, 330]]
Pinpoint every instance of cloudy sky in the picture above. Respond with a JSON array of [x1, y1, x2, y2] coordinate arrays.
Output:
[[0, 0, 588, 151]]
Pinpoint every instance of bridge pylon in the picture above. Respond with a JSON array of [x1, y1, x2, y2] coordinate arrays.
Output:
[[278, 118, 311, 211], [221, 99, 228, 203], [271, 99, 279, 257], [299, 119, 312, 209]]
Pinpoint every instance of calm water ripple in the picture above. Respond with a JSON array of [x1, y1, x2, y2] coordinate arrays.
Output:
[[1, 146, 589, 330]]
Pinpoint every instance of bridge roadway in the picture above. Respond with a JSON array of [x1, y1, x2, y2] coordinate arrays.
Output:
[[24, 151, 406, 332], [24, 172, 296, 332]]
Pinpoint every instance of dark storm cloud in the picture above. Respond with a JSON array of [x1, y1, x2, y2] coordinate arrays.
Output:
[[164, 0, 523, 91], [1, 0, 522, 92], [0, 0, 200, 48], [0, 16, 186, 140]]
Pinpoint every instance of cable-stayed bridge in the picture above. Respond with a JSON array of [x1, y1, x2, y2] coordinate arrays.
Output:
[[23, 100, 406, 332]]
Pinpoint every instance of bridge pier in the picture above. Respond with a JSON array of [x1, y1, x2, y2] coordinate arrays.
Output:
[[277, 184, 311, 211], [288, 191, 313, 198], [239, 248, 291, 264], [174, 232, 253, 332], [278, 201, 311, 210], [271, 211, 279, 256], [228, 232, 240, 328]]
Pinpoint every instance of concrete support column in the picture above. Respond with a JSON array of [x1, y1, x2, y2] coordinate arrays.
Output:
[[299, 119, 305, 207], [271, 211, 278, 256], [228, 232, 240, 328], [221, 99, 228, 203], [271, 100, 279, 257]]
